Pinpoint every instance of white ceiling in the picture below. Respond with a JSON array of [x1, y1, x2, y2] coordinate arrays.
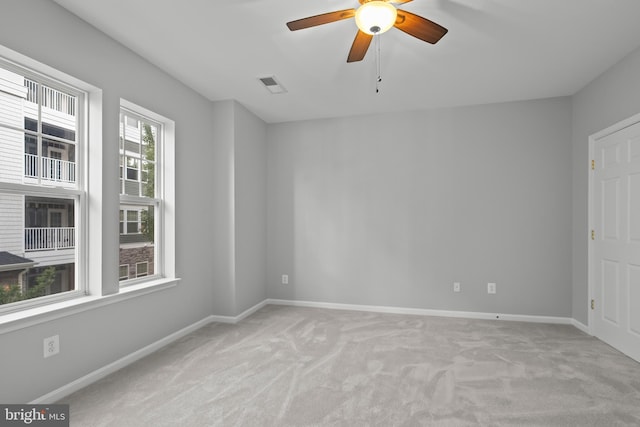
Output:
[[52, 0, 640, 123]]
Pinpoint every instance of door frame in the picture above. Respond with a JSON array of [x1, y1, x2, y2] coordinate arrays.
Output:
[[588, 111, 640, 335]]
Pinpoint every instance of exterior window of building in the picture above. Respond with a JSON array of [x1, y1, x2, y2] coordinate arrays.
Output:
[[119, 208, 146, 235], [135, 262, 148, 278], [0, 60, 84, 309], [119, 265, 129, 281], [127, 210, 140, 233], [119, 105, 163, 285]]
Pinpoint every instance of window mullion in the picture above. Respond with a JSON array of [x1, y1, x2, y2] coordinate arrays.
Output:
[[37, 83, 42, 186], [119, 194, 158, 206]]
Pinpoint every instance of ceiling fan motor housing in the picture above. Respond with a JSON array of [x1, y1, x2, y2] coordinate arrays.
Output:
[[355, 1, 397, 35]]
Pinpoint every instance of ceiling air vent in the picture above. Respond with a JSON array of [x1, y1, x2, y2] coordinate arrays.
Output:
[[258, 75, 287, 94]]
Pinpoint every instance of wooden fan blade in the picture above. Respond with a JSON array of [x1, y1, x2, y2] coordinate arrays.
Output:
[[287, 9, 356, 31], [394, 9, 448, 44], [347, 30, 373, 62]]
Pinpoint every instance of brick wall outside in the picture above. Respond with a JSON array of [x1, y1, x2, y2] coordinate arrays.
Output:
[[119, 245, 154, 279]]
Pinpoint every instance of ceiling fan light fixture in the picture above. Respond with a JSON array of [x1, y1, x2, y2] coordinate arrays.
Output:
[[355, 1, 397, 35]]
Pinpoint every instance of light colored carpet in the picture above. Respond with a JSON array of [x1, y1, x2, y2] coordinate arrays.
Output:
[[62, 305, 640, 426]]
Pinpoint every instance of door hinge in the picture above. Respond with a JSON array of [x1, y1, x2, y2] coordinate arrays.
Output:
[[591, 230, 595, 240], [591, 159, 595, 170], [591, 299, 595, 310]]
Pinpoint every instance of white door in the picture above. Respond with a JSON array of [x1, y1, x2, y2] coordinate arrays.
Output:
[[590, 116, 640, 362]]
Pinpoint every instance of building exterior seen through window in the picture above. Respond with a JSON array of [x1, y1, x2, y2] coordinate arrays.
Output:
[[0, 64, 81, 306], [119, 110, 159, 283]]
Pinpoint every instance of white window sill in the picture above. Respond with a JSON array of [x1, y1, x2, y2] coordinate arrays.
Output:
[[0, 277, 180, 334]]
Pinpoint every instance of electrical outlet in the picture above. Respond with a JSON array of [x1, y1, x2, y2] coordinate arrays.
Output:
[[281, 274, 289, 285], [488, 282, 497, 294], [43, 335, 60, 358], [453, 282, 461, 293]]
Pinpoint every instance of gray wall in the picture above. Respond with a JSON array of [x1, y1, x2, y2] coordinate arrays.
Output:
[[234, 103, 268, 313], [211, 100, 237, 317], [571, 46, 640, 324], [210, 100, 268, 316], [0, 0, 218, 403], [267, 98, 573, 316]]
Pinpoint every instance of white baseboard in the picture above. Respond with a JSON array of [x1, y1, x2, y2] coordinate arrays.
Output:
[[236, 299, 268, 321], [209, 299, 268, 324], [33, 299, 269, 403], [33, 298, 587, 404], [31, 315, 215, 404], [571, 319, 590, 334], [266, 298, 576, 325]]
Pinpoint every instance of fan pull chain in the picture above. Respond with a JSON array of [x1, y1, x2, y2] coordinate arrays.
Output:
[[375, 33, 382, 93]]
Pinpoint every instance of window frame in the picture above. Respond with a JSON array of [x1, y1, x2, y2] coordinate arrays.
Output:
[[0, 55, 88, 314], [118, 100, 175, 288]]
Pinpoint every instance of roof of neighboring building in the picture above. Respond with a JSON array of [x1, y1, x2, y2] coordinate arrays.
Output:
[[0, 251, 36, 271]]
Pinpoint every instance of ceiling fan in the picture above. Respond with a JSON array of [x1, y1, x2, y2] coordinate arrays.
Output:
[[286, 0, 448, 63]]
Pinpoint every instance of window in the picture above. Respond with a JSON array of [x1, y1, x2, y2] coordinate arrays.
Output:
[[0, 58, 85, 309], [119, 208, 146, 235], [135, 262, 148, 278], [119, 265, 129, 281], [119, 102, 173, 286], [0, 45, 175, 321], [126, 157, 139, 181]]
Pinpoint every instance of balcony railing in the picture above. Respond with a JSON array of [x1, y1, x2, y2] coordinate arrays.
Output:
[[24, 78, 76, 117], [25, 154, 76, 184], [25, 227, 75, 252], [25, 79, 38, 103]]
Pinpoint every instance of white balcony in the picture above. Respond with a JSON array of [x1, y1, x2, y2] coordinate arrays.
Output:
[[25, 78, 76, 117], [24, 153, 76, 185], [25, 227, 75, 252]]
